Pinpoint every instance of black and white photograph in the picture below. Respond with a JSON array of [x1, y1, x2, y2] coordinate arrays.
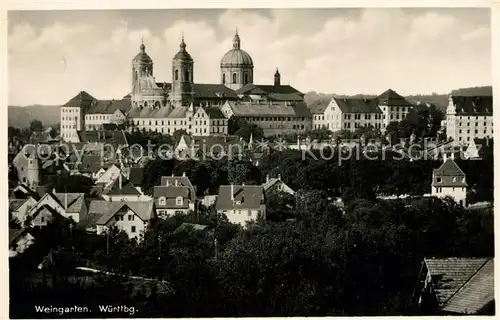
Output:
[[6, 2, 496, 318]]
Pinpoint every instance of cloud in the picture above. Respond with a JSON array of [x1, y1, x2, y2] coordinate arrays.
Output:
[[8, 8, 491, 105]]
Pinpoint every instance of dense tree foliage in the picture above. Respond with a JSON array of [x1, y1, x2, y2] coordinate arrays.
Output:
[[29, 119, 44, 133], [228, 117, 264, 141]]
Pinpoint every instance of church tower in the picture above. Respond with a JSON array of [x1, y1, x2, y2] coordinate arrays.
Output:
[[274, 68, 281, 86], [132, 40, 154, 91], [220, 29, 254, 90], [170, 35, 194, 107]]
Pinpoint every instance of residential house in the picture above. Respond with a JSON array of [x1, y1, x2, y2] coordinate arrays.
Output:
[[84, 99, 132, 130], [28, 204, 64, 228], [95, 164, 122, 185], [28, 192, 87, 223], [445, 95, 493, 145], [101, 174, 150, 202], [431, 157, 467, 206], [415, 257, 494, 315], [9, 228, 35, 257], [153, 174, 197, 218], [10, 196, 38, 225], [310, 99, 331, 130], [215, 185, 266, 227], [262, 174, 295, 195], [94, 201, 156, 240]]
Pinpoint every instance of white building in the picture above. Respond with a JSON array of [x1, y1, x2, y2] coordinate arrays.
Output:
[[445, 95, 493, 145], [60, 91, 97, 143], [153, 174, 197, 218], [215, 185, 266, 227], [84, 99, 131, 130], [431, 157, 467, 206]]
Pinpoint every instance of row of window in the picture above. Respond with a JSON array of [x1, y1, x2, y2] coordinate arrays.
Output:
[[457, 122, 491, 127], [86, 115, 111, 121], [344, 114, 383, 120], [246, 116, 307, 122], [222, 72, 250, 85], [458, 129, 493, 134], [174, 69, 193, 82], [62, 125, 76, 129], [61, 108, 78, 113], [435, 187, 465, 192], [388, 107, 409, 113], [158, 196, 183, 206], [458, 115, 490, 120], [134, 119, 226, 126], [61, 116, 79, 121]]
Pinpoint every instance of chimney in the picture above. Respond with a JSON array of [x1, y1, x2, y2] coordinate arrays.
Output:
[[266, 174, 269, 183], [175, 179, 178, 186], [64, 192, 68, 210], [451, 152, 455, 160], [443, 152, 447, 163], [119, 172, 123, 190], [230, 184, 234, 200], [278, 174, 281, 180], [166, 180, 170, 186], [182, 172, 186, 177], [242, 182, 245, 186]]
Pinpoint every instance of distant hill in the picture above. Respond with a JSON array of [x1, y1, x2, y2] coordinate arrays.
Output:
[[8, 105, 60, 128], [304, 86, 492, 113]]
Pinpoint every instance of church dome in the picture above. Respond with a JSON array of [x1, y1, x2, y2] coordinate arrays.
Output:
[[173, 37, 193, 61], [133, 42, 153, 64], [220, 30, 253, 67]]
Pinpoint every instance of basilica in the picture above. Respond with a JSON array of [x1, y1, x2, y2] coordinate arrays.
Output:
[[60, 30, 312, 141]]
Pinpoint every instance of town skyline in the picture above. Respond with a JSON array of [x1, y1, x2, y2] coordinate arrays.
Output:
[[8, 8, 491, 106]]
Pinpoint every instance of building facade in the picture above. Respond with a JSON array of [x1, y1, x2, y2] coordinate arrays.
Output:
[[431, 157, 467, 206], [445, 95, 493, 145]]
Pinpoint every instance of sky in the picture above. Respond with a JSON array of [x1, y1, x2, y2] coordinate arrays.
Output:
[[8, 8, 492, 106]]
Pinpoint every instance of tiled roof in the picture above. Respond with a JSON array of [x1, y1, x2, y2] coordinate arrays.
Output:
[[96, 201, 155, 225], [174, 222, 209, 233], [216, 185, 264, 210], [193, 83, 239, 99], [432, 159, 467, 187], [333, 97, 382, 114], [159, 176, 196, 200], [153, 186, 191, 209], [268, 92, 305, 102], [226, 100, 312, 117], [77, 130, 128, 147], [62, 91, 97, 113], [442, 259, 494, 314], [377, 89, 412, 107], [236, 84, 303, 96], [102, 177, 141, 196], [262, 178, 285, 191], [203, 107, 226, 119], [451, 96, 493, 116], [309, 98, 330, 114], [424, 257, 490, 306], [86, 99, 132, 115], [53, 193, 85, 213]]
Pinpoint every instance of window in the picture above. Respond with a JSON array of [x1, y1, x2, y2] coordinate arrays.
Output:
[[131, 226, 136, 233], [222, 73, 226, 84], [175, 69, 179, 80], [232, 73, 237, 84], [128, 214, 135, 221], [244, 72, 249, 84], [176, 196, 183, 206], [159, 196, 166, 205], [436, 177, 442, 183], [247, 210, 251, 217]]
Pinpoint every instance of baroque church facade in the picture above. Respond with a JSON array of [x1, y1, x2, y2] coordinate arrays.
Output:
[[61, 30, 312, 141]]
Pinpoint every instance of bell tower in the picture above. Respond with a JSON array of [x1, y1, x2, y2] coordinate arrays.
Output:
[[171, 35, 194, 107]]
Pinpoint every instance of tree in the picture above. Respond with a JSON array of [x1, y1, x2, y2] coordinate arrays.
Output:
[[229, 117, 264, 141], [173, 129, 188, 143], [29, 120, 44, 133], [53, 171, 94, 195], [227, 159, 261, 185]]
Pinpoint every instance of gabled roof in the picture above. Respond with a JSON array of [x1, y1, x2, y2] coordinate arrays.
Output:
[[75, 155, 116, 174], [432, 159, 467, 187], [9, 227, 33, 246], [309, 98, 330, 115], [9, 199, 28, 212], [333, 97, 382, 114], [377, 89, 412, 107], [424, 257, 493, 313], [203, 107, 226, 119], [450, 96, 492, 116], [102, 177, 141, 196], [216, 185, 264, 210], [236, 83, 303, 96], [86, 99, 132, 115], [53, 193, 85, 213], [62, 91, 97, 113], [434, 159, 466, 176], [262, 178, 293, 192], [442, 259, 494, 314], [153, 186, 191, 209], [96, 201, 155, 225], [193, 83, 239, 99], [159, 175, 196, 199]]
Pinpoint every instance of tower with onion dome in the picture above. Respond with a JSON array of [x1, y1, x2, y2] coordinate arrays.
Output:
[[170, 35, 194, 107], [132, 39, 153, 89], [220, 29, 254, 90]]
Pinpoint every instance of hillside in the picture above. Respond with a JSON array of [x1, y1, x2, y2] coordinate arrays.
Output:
[[304, 86, 493, 113], [8, 105, 60, 128]]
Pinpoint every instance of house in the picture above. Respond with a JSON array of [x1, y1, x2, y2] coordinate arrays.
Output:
[[431, 157, 467, 206], [101, 174, 150, 202], [215, 185, 266, 227], [153, 173, 197, 218], [94, 201, 156, 240], [95, 164, 122, 185], [262, 174, 295, 195], [9, 228, 35, 257], [377, 89, 414, 129], [84, 99, 132, 130], [310, 98, 331, 130], [60, 91, 97, 142], [9, 196, 38, 224], [445, 95, 493, 145], [27, 192, 87, 223], [415, 257, 494, 315], [28, 204, 65, 228]]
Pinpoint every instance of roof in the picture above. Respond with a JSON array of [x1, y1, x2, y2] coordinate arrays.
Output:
[[159, 176, 196, 199], [75, 155, 116, 174], [220, 48, 253, 67], [226, 100, 312, 118], [9, 199, 27, 212], [450, 96, 493, 116], [432, 159, 467, 187], [216, 185, 264, 210], [174, 222, 209, 233], [9, 227, 32, 246], [53, 193, 85, 213], [102, 177, 141, 196], [236, 83, 303, 96], [76, 130, 128, 147], [333, 97, 382, 114], [309, 98, 330, 114], [193, 83, 239, 100], [203, 107, 226, 119], [442, 259, 494, 314], [96, 201, 155, 225], [424, 257, 493, 312], [377, 89, 412, 107], [262, 178, 286, 191], [86, 99, 132, 115], [153, 186, 191, 208], [62, 91, 97, 113]]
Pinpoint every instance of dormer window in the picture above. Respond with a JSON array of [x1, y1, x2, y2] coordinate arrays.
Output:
[[159, 196, 166, 205], [436, 177, 442, 183], [176, 196, 183, 206]]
